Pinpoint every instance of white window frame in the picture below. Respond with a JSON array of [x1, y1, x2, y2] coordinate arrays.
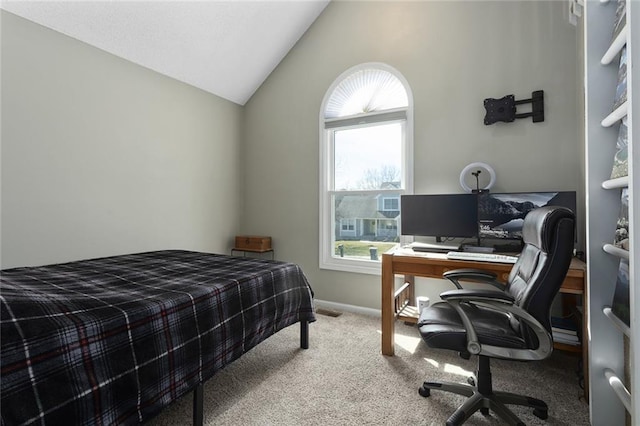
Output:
[[340, 218, 356, 237], [319, 63, 413, 275], [382, 196, 400, 211]]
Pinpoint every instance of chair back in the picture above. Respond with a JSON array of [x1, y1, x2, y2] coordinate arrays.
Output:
[[504, 206, 575, 347]]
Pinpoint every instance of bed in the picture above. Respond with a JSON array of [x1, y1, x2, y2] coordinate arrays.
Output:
[[0, 249, 315, 425]]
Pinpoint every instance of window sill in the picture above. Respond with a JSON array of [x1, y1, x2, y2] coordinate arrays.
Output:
[[319, 257, 383, 276]]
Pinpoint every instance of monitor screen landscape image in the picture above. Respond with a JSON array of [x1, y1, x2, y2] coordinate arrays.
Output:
[[478, 191, 576, 240]]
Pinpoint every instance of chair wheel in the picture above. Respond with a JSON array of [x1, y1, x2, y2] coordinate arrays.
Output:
[[533, 408, 548, 420], [480, 407, 489, 416], [418, 386, 431, 397]]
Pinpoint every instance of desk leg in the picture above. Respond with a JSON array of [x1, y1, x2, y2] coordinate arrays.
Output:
[[382, 254, 395, 356]]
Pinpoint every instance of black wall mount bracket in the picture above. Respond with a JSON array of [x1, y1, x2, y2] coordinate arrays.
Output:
[[483, 90, 544, 125]]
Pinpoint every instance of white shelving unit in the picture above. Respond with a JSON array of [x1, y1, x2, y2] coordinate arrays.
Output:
[[584, 0, 638, 424]]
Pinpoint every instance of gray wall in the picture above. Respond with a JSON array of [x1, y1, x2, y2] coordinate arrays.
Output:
[[1, 3, 581, 311], [242, 1, 581, 309], [1, 11, 244, 268]]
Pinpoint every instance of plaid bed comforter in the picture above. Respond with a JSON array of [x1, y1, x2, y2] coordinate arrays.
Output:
[[0, 250, 315, 425]]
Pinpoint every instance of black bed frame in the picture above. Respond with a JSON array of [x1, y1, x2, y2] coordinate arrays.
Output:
[[191, 320, 309, 425]]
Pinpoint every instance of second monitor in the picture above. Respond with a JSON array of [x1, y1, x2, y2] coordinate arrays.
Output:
[[478, 191, 577, 240]]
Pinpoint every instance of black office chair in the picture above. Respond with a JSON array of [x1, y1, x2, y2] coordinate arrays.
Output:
[[417, 206, 575, 426]]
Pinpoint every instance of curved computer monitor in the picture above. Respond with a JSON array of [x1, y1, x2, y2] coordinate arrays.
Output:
[[400, 194, 479, 238], [478, 191, 576, 240]]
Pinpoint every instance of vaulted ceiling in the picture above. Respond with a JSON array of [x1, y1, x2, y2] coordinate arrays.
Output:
[[1, 1, 330, 105]]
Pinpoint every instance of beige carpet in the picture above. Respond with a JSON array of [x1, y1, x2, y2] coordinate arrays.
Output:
[[149, 311, 589, 425]]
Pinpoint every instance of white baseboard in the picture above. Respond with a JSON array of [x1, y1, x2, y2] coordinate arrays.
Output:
[[314, 299, 381, 318]]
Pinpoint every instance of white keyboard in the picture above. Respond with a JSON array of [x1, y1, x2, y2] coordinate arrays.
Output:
[[446, 251, 519, 264]]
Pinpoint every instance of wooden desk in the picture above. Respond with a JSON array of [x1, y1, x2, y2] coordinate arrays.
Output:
[[381, 249, 588, 391]]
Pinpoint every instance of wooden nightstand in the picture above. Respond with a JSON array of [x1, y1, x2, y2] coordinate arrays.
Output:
[[232, 236, 274, 260]]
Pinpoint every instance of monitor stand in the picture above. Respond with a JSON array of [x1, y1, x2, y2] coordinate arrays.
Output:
[[409, 242, 460, 253], [460, 244, 495, 253], [493, 242, 524, 254]]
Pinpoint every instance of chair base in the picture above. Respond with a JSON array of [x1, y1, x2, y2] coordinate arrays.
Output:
[[419, 380, 548, 426]]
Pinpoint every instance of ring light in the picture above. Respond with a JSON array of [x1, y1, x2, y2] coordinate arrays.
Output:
[[459, 162, 496, 193]]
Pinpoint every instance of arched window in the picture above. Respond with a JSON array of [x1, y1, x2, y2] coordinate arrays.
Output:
[[319, 63, 413, 274]]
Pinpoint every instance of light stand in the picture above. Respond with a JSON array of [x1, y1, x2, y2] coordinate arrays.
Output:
[[472, 170, 483, 248], [472, 170, 481, 192]]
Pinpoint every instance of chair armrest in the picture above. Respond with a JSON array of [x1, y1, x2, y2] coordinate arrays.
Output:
[[442, 291, 553, 361], [442, 268, 503, 290], [440, 289, 514, 303]]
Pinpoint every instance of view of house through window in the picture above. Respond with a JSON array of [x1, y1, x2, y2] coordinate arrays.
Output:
[[320, 63, 413, 274], [333, 122, 403, 260]]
